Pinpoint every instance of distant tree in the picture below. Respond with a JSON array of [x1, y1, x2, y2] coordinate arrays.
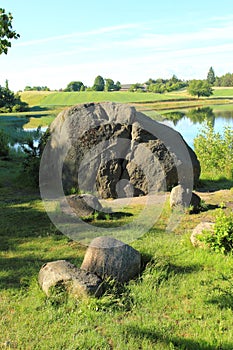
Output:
[[104, 79, 121, 91], [150, 83, 166, 94], [129, 83, 142, 92], [170, 74, 179, 83], [115, 81, 121, 91], [0, 81, 28, 112], [207, 67, 216, 85], [92, 75, 105, 91], [218, 73, 233, 87], [105, 79, 115, 91], [0, 8, 20, 54], [187, 80, 213, 98], [24, 86, 50, 91], [145, 78, 156, 86], [146, 76, 187, 93], [64, 81, 84, 92]]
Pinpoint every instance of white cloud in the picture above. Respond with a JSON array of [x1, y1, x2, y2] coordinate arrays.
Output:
[[2, 17, 233, 91], [15, 23, 141, 47]]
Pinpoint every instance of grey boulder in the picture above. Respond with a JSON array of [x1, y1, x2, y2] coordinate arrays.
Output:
[[38, 260, 103, 297], [43, 102, 200, 199], [61, 193, 102, 217], [190, 222, 214, 247], [81, 236, 141, 282], [170, 185, 201, 211]]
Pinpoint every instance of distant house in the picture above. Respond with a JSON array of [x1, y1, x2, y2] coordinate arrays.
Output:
[[120, 83, 148, 92], [120, 84, 133, 91]]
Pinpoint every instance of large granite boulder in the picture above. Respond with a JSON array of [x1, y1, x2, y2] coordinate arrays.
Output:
[[38, 260, 103, 297], [42, 102, 200, 199], [81, 236, 141, 282]]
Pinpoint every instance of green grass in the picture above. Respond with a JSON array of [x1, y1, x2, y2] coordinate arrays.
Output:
[[213, 87, 233, 98], [0, 155, 233, 349], [23, 115, 56, 128], [39, 91, 186, 107], [17, 89, 233, 119], [19, 91, 53, 107]]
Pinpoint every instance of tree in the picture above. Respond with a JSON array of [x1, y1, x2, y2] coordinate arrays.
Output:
[[207, 67, 215, 85], [105, 78, 115, 91], [187, 80, 213, 98], [24, 85, 50, 91], [219, 73, 233, 87], [0, 81, 28, 112], [0, 8, 20, 54], [64, 81, 84, 92], [148, 83, 165, 94], [104, 79, 121, 91], [115, 81, 121, 91], [129, 83, 142, 92], [92, 75, 105, 91]]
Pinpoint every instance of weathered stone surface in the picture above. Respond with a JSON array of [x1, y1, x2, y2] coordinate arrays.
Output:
[[62, 193, 102, 217], [170, 185, 201, 211], [47, 102, 200, 199], [190, 222, 214, 247], [81, 236, 141, 282], [38, 260, 103, 297]]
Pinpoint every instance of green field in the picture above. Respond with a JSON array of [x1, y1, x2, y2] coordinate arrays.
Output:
[[1, 87, 233, 349], [18, 88, 233, 116], [0, 154, 233, 349], [39, 91, 186, 106], [212, 87, 233, 97], [20, 91, 53, 107]]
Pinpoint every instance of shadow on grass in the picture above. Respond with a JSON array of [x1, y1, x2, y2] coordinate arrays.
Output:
[[206, 275, 233, 310], [197, 178, 233, 192], [0, 199, 85, 290], [0, 254, 84, 290], [29, 106, 50, 112], [123, 324, 233, 350], [207, 295, 233, 310], [82, 211, 133, 224]]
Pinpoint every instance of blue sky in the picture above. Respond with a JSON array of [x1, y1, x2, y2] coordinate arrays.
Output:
[[1, 0, 233, 91]]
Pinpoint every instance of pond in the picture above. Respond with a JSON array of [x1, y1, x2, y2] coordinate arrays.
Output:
[[156, 105, 233, 149], [1, 105, 233, 151], [0, 115, 47, 151]]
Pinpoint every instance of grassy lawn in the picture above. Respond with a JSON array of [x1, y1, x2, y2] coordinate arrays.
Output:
[[0, 154, 233, 349], [19, 91, 53, 107], [18, 89, 233, 115], [0, 88, 233, 349], [212, 87, 233, 97]]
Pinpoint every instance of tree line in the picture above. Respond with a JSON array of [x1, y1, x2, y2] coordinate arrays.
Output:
[[0, 80, 28, 113], [62, 76, 121, 92]]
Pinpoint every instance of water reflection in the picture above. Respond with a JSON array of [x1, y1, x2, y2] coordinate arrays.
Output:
[[164, 107, 215, 126], [161, 106, 233, 148], [0, 115, 44, 150], [1, 107, 233, 152]]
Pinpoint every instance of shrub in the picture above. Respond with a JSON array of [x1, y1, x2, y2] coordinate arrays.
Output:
[[200, 209, 233, 254], [194, 121, 233, 179], [22, 128, 50, 187]]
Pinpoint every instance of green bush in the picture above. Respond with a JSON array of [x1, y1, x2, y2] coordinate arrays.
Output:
[[194, 121, 233, 179], [0, 129, 9, 157], [200, 209, 233, 254]]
